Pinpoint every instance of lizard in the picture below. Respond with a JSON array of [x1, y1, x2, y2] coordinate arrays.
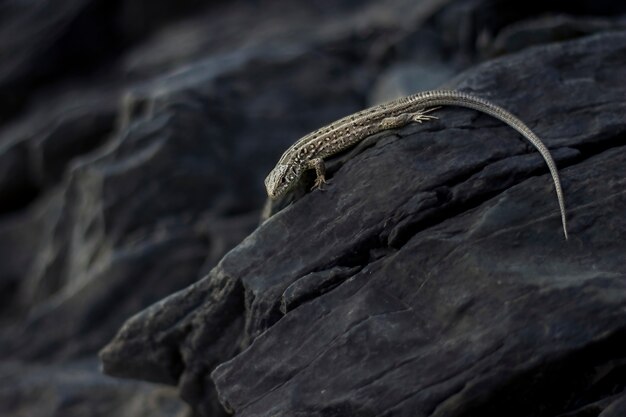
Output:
[[264, 89, 568, 240]]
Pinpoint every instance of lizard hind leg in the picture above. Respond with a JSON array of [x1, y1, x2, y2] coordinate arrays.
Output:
[[410, 107, 440, 123], [379, 108, 440, 129]]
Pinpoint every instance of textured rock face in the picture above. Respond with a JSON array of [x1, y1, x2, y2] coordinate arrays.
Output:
[[0, 361, 186, 417], [2, 0, 626, 416], [102, 30, 626, 417]]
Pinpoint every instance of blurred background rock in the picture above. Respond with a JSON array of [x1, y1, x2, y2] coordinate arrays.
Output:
[[1, 1, 625, 416]]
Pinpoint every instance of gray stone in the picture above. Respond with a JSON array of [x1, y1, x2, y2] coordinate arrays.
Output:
[[1, 0, 625, 416], [0, 360, 188, 417], [482, 14, 626, 57], [102, 31, 626, 416], [369, 62, 457, 104]]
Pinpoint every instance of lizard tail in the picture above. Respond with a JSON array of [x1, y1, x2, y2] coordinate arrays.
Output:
[[409, 90, 568, 240]]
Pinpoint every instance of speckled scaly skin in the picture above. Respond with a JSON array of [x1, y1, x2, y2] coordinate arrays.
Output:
[[265, 90, 568, 239]]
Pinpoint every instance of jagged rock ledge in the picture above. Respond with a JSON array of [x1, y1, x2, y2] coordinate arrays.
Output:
[[101, 31, 626, 417]]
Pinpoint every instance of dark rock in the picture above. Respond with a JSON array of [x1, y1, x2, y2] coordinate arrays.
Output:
[[0, 194, 56, 317], [482, 14, 626, 58], [31, 97, 117, 185], [102, 30, 626, 416], [1, 0, 625, 416], [369, 62, 456, 104], [0, 141, 39, 215], [115, 0, 211, 43], [0, 88, 119, 210], [0, 0, 118, 124], [0, 25, 370, 361], [3, 1, 449, 415], [600, 395, 626, 417], [0, 90, 117, 316], [100, 269, 245, 417], [427, 0, 626, 64], [0, 0, 218, 126], [0, 360, 188, 417]]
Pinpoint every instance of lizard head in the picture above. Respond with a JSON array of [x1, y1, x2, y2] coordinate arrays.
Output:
[[264, 163, 301, 199]]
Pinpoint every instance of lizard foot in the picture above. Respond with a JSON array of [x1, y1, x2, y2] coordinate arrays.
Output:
[[311, 176, 328, 191], [411, 107, 440, 123]]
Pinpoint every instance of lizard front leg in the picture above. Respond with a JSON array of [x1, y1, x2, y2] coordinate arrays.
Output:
[[379, 107, 439, 129], [306, 158, 327, 191]]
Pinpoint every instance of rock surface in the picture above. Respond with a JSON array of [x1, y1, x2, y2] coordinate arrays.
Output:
[[1, 0, 626, 416], [0, 360, 187, 417], [102, 30, 626, 417]]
